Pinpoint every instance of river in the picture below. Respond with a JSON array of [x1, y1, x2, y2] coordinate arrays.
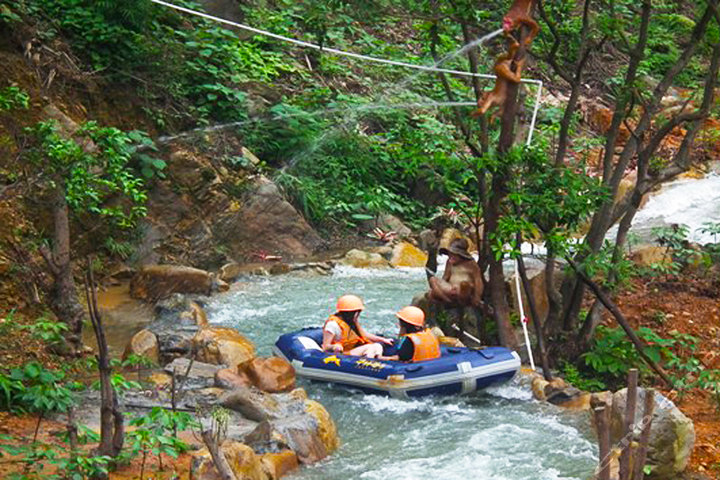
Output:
[[205, 265, 598, 480]]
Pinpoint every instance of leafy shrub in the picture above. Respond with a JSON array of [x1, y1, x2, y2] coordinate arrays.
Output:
[[128, 407, 197, 478], [22, 314, 68, 346], [0, 362, 74, 414], [0, 86, 29, 111], [0, 427, 111, 479]]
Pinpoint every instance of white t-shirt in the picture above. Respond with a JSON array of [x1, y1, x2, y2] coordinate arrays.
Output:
[[324, 320, 342, 339]]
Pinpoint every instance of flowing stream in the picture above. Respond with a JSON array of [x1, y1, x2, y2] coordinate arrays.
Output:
[[205, 266, 598, 480]]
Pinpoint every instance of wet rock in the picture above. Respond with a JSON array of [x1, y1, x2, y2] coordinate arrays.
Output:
[[267, 415, 328, 464], [288, 388, 308, 401], [367, 245, 394, 259], [609, 388, 695, 479], [123, 329, 159, 364], [164, 357, 223, 389], [149, 295, 210, 363], [145, 371, 173, 389], [194, 327, 256, 369], [219, 387, 305, 422], [362, 213, 412, 238], [390, 241, 428, 268], [130, 265, 228, 301], [268, 263, 291, 275], [215, 367, 252, 390], [630, 246, 671, 267], [260, 450, 299, 480], [531, 376, 549, 401], [219, 262, 245, 282], [212, 175, 323, 259], [545, 386, 591, 410], [190, 441, 268, 480], [184, 387, 227, 407], [244, 357, 296, 393], [304, 399, 339, 454], [340, 249, 390, 268], [288, 262, 334, 276]]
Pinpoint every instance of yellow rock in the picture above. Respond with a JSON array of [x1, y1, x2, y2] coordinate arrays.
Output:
[[630, 246, 671, 267], [390, 242, 428, 268], [531, 377, 549, 401], [340, 249, 390, 268], [145, 372, 172, 389], [289, 388, 308, 401], [194, 327, 256, 369], [190, 441, 268, 480], [123, 329, 159, 364], [260, 450, 299, 480], [304, 400, 339, 453], [555, 392, 592, 411]]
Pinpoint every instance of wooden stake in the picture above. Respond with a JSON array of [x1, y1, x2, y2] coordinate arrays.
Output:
[[594, 405, 611, 480], [620, 369, 639, 480], [633, 389, 656, 480]]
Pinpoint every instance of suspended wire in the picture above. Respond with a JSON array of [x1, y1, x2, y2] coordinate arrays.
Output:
[[148, 0, 543, 145], [148, 0, 542, 86]]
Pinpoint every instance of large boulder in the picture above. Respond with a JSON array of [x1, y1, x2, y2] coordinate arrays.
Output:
[[122, 329, 159, 364], [190, 441, 268, 480], [212, 175, 323, 259], [244, 399, 338, 466], [340, 249, 390, 268], [244, 357, 296, 393], [390, 241, 428, 268], [194, 327, 256, 369], [130, 265, 228, 301], [608, 388, 695, 479]]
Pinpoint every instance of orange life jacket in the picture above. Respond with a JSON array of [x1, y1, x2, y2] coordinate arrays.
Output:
[[404, 329, 441, 362], [324, 314, 368, 353]]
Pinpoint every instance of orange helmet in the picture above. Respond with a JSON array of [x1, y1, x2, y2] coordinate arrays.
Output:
[[336, 294, 364, 312], [396, 306, 425, 327]]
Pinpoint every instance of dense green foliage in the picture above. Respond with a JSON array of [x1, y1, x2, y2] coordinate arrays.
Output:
[[25, 121, 149, 228]]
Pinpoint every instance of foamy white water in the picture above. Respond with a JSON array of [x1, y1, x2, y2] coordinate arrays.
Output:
[[609, 173, 720, 245], [205, 267, 598, 479]]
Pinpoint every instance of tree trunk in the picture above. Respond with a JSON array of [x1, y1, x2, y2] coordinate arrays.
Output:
[[201, 430, 238, 480], [45, 185, 85, 354], [85, 264, 124, 460]]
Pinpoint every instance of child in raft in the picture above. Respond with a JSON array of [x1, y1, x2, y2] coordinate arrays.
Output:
[[321, 294, 394, 358], [379, 306, 440, 362]]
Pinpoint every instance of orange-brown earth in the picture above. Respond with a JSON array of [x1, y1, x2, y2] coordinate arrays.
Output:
[[611, 275, 720, 477]]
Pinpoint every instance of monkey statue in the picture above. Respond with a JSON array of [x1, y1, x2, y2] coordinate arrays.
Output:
[[471, 51, 525, 119], [502, 0, 539, 50]]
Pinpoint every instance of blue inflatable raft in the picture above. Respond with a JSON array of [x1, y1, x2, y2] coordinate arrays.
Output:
[[274, 328, 520, 398]]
